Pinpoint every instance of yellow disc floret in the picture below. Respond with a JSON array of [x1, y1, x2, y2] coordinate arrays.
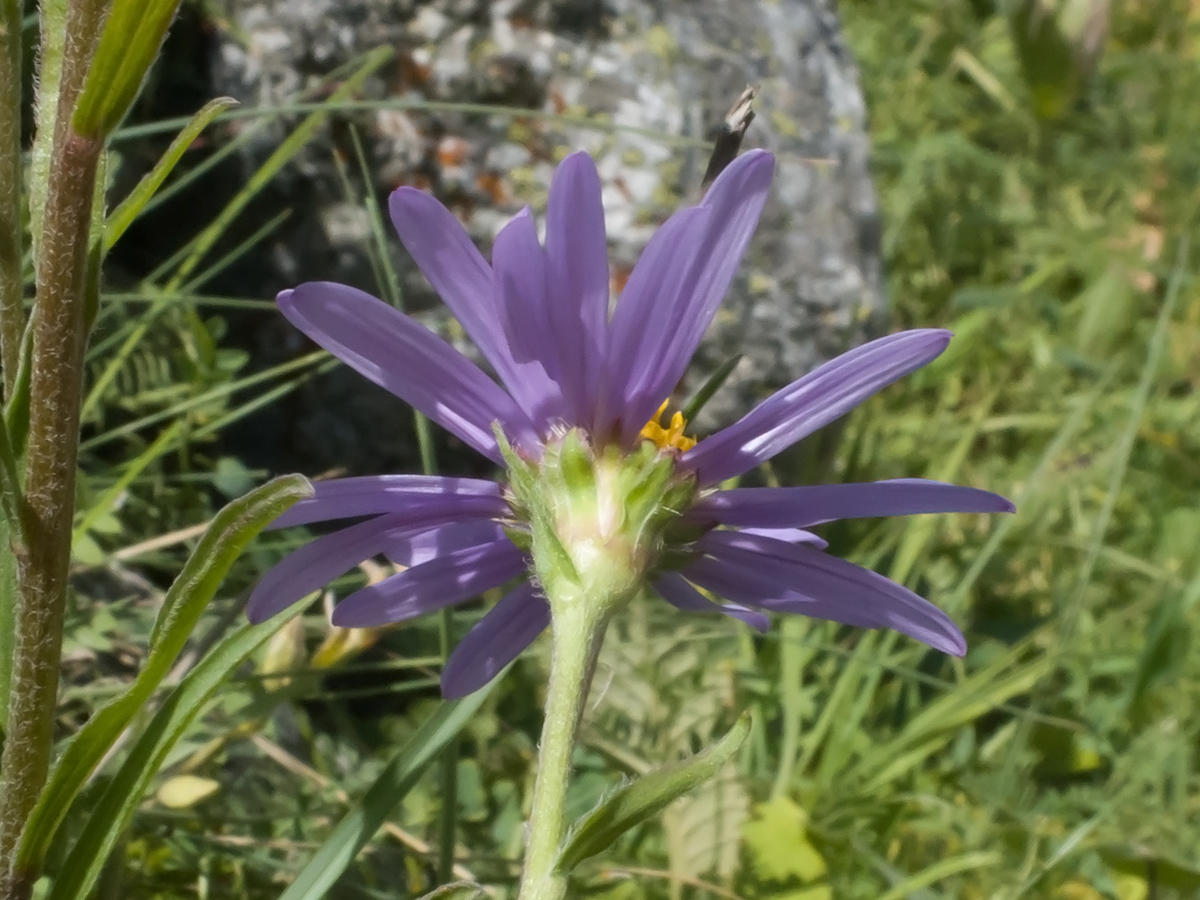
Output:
[[639, 400, 697, 453]]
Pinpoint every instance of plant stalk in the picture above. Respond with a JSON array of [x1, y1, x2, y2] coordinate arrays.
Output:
[[0, 0, 22, 397], [517, 601, 607, 900], [0, 120, 102, 900]]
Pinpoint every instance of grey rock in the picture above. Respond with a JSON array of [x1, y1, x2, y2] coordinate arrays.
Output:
[[208, 0, 885, 474]]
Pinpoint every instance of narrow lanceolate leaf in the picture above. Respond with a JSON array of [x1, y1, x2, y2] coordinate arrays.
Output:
[[681, 352, 742, 424], [16, 475, 312, 874], [413, 884, 488, 900], [276, 687, 496, 900], [104, 97, 238, 251], [556, 714, 751, 874], [0, 518, 17, 735], [72, 0, 185, 138], [44, 609, 304, 900]]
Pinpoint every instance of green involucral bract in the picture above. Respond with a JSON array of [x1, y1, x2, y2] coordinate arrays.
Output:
[[498, 428, 697, 621]]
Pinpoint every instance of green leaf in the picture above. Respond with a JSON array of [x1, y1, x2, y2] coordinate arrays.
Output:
[[148, 474, 311, 649], [681, 353, 742, 424], [44, 608, 303, 900], [557, 713, 750, 874], [4, 313, 34, 457], [1009, 0, 1082, 119], [104, 97, 238, 252], [413, 884, 488, 900], [742, 797, 827, 884], [1073, 265, 1137, 358], [16, 474, 312, 874], [72, 0, 185, 138], [0, 518, 17, 735], [275, 686, 497, 900]]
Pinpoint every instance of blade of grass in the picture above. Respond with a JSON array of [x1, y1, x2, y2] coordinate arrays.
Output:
[[876, 851, 1001, 900], [104, 97, 238, 252], [163, 46, 392, 293], [73, 420, 184, 543], [80, 350, 328, 451], [859, 645, 1051, 793], [275, 686, 496, 900]]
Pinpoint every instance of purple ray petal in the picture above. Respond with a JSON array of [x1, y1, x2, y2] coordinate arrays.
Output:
[[248, 513, 408, 623], [543, 152, 609, 425], [441, 581, 549, 698], [653, 571, 770, 633], [737, 527, 828, 549], [271, 475, 506, 529], [492, 207, 566, 428], [279, 283, 539, 462], [686, 530, 966, 655], [331, 539, 527, 627], [600, 206, 709, 439], [383, 519, 507, 567], [683, 330, 952, 486], [387, 188, 525, 386], [694, 479, 1014, 528], [612, 151, 775, 444]]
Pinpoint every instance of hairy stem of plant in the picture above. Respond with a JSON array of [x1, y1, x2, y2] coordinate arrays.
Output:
[[0, 0, 23, 396], [0, 122, 102, 900], [517, 600, 607, 900]]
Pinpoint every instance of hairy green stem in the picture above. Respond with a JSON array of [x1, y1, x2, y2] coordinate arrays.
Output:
[[28, 0, 105, 256], [0, 0, 22, 397], [0, 121, 102, 900], [517, 601, 608, 900]]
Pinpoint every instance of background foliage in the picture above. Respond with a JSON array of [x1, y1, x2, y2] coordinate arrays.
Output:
[[58, 0, 1200, 897]]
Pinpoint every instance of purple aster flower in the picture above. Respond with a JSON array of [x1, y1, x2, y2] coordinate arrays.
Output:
[[248, 150, 1013, 698]]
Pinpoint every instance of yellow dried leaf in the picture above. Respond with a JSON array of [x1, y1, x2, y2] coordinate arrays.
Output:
[[156, 775, 220, 809]]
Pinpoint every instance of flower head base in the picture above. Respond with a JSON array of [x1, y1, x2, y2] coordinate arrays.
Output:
[[248, 148, 1014, 698], [502, 428, 697, 622]]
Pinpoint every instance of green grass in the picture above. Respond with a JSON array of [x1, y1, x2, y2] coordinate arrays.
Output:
[[56, 1, 1200, 898]]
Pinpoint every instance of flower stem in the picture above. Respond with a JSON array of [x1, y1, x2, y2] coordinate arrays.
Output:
[[0, 0, 23, 396], [517, 599, 608, 900], [0, 124, 101, 900], [0, 0, 108, 880]]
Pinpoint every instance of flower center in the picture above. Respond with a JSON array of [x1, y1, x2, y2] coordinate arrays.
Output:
[[639, 400, 696, 453]]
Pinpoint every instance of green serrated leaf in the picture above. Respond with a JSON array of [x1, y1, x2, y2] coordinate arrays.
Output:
[[44, 607, 303, 900], [557, 713, 750, 874], [413, 883, 488, 900], [104, 97, 238, 252], [275, 686, 496, 900], [16, 474, 312, 875]]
